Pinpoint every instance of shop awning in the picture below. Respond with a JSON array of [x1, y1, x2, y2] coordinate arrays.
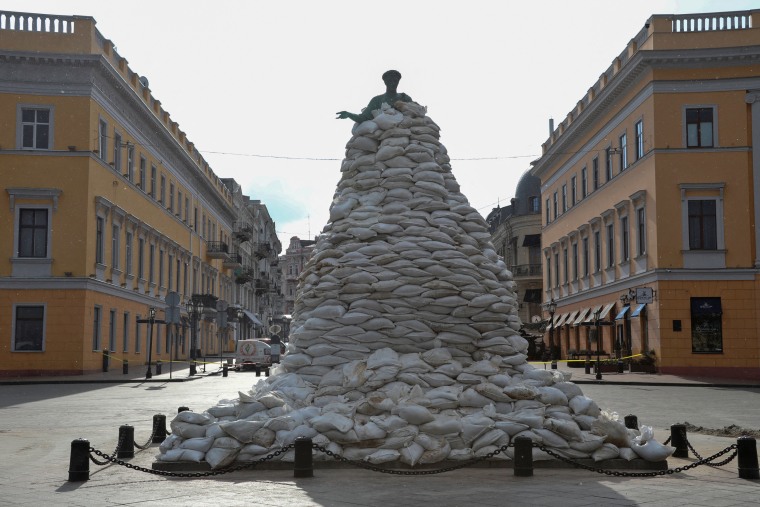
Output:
[[584, 305, 603, 322], [598, 302, 617, 320], [554, 313, 570, 327], [522, 234, 541, 247], [615, 306, 630, 320], [573, 308, 590, 325], [565, 310, 579, 326], [242, 310, 264, 327], [631, 304, 646, 318]]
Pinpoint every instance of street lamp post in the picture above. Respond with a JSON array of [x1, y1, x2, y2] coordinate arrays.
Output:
[[145, 307, 156, 379], [543, 299, 557, 370], [186, 298, 204, 376], [594, 308, 603, 380]]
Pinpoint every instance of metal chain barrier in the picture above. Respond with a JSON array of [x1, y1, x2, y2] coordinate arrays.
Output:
[[312, 442, 513, 475], [134, 419, 159, 450], [681, 430, 739, 468], [89, 431, 126, 466], [87, 443, 295, 478], [537, 442, 738, 477]]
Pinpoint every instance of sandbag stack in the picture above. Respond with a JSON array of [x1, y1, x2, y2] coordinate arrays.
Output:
[[157, 102, 671, 467]]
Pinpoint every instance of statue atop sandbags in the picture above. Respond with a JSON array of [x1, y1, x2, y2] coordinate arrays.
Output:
[[336, 69, 413, 123]]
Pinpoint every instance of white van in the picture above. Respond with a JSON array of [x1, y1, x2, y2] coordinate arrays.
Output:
[[234, 339, 272, 373]]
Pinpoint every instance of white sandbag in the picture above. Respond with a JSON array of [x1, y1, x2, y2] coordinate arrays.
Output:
[[396, 404, 435, 425], [474, 383, 513, 402], [503, 385, 539, 400], [472, 429, 508, 451], [157, 448, 206, 462], [533, 429, 570, 449], [383, 426, 419, 449], [592, 443, 620, 462], [459, 388, 494, 408], [421, 348, 452, 366], [205, 424, 226, 439], [448, 448, 475, 461], [207, 403, 238, 418], [544, 418, 583, 441], [552, 382, 584, 399], [170, 421, 208, 439], [419, 440, 451, 464], [354, 421, 387, 441], [352, 120, 378, 136], [569, 396, 601, 417], [159, 434, 182, 454], [219, 420, 265, 443], [250, 428, 276, 448], [174, 411, 214, 425], [591, 410, 630, 447], [310, 413, 354, 434], [179, 436, 215, 453], [538, 387, 569, 406], [366, 347, 400, 369], [420, 415, 462, 435], [370, 415, 408, 432], [205, 447, 239, 469], [366, 449, 400, 464], [399, 441, 425, 466]]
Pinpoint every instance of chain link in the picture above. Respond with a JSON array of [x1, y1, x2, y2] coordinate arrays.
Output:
[[88, 443, 295, 477], [134, 419, 159, 450], [537, 442, 738, 477], [89, 431, 127, 466]]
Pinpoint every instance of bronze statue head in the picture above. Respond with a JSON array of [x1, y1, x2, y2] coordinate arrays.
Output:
[[382, 70, 402, 85]]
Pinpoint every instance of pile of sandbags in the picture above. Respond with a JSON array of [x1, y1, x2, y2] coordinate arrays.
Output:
[[157, 102, 670, 467]]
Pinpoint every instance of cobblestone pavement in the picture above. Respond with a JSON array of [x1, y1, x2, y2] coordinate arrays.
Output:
[[1, 364, 759, 506]]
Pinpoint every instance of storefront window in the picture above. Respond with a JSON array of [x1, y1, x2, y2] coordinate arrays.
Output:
[[691, 297, 722, 353]]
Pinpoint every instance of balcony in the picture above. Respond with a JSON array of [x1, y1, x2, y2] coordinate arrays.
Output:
[[223, 251, 242, 269], [233, 221, 253, 242], [254, 242, 272, 260], [206, 241, 230, 260], [234, 266, 255, 285], [511, 263, 542, 277], [254, 279, 270, 293]]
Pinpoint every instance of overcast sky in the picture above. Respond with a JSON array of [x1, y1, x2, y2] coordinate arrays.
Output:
[[6, 1, 757, 248]]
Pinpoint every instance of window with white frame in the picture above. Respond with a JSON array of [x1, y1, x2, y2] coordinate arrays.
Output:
[[688, 200, 718, 250], [636, 207, 646, 256], [109, 309, 117, 351], [123, 312, 130, 353], [572, 242, 578, 280], [18, 106, 53, 149], [635, 120, 644, 160], [582, 236, 589, 276], [138, 237, 145, 279], [571, 176, 577, 207], [98, 119, 108, 160], [620, 216, 630, 261], [562, 247, 568, 284], [135, 314, 142, 353], [150, 166, 157, 198], [592, 157, 599, 190], [581, 167, 587, 198], [111, 224, 120, 269], [605, 148, 613, 181], [96, 217, 105, 265], [562, 185, 567, 213], [545, 198, 550, 225], [125, 231, 133, 276], [93, 305, 102, 350], [606, 223, 614, 267], [160, 174, 166, 204], [113, 132, 122, 172], [554, 253, 559, 288], [18, 208, 49, 258], [594, 230, 601, 272], [619, 132, 628, 170], [126, 144, 135, 181], [13, 304, 45, 351], [139, 156, 147, 191]]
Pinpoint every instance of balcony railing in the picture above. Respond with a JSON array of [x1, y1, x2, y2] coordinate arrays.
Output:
[[223, 251, 242, 269], [671, 11, 751, 32], [233, 221, 253, 242], [206, 241, 229, 260], [511, 263, 542, 277], [254, 243, 272, 259], [0, 11, 79, 33], [234, 267, 255, 285], [254, 279, 270, 293]]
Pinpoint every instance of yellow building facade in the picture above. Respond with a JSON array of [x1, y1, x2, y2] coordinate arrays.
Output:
[[531, 10, 760, 379], [0, 12, 264, 375]]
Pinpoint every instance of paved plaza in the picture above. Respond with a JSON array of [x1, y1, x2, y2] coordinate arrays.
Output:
[[1, 364, 759, 506]]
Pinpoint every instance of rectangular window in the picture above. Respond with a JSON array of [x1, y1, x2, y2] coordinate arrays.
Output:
[[194, 207, 198, 232], [111, 225, 120, 269], [185, 197, 190, 223], [183, 263, 188, 296], [99, 120, 108, 160], [621, 216, 630, 262], [125, 232, 133, 276], [159, 249, 165, 287], [529, 196, 540, 213], [93, 305, 102, 350], [619, 133, 628, 170], [691, 297, 722, 353], [139, 156, 147, 191], [150, 166, 157, 198], [686, 108, 714, 148], [126, 144, 134, 181], [149, 244, 155, 284], [606, 223, 615, 267], [635, 120, 644, 160], [177, 191, 182, 217], [123, 312, 130, 353], [160, 174, 166, 204], [109, 309, 117, 351], [552, 193, 558, 219], [18, 208, 48, 258], [168, 253, 174, 290], [581, 167, 587, 198], [546, 258, 551, 291], [561, 185, 567, 213], [592, 158, 599, 190], [138, 238, 145, 279], [545, 198, 551, 225], [554, 253, 560, 288], [20, 107, 51, 149], [582, 237, 589, 276], [570, 176, 577, 206], [176, 259, 181, 292], [202, 213, 207, 238], [13, 305, 45, 351], [688, 200, 718, 250], [135, 314, 142, 353], [594, 230, 601, 272], [605, 148, 613, 181], [637, 208, 646, 256], [96, 217, 105, 264], [572, 242, 578, 281], [563, 248, 568, 284], [113, 132, 122, 172], [169, 183, 175, 212]]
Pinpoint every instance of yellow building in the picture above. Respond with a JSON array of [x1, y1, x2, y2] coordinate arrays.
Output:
[[0, 11, 266, 375], [531, 10, 760, 379]]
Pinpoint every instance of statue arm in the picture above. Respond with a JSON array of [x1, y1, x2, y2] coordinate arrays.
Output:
[[337, 96, 382, 123]]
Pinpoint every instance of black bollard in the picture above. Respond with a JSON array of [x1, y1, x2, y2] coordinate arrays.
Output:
[[265, 368, 270, 377], [178, 406, 189, 413], [123, 359, 128, 375], [152, 414, 168, 443], [670, 424, 689, 458], [189, 361, 197, 376], [255, 365, 261, 377], [624, 415, 639, 430], [584, 360, 591, 374], [102, 349, 109, 372], [117, 425, 135, 459], [513, 436, 534, 477], [737, 436, 759, 480], [223, 363, 228, 377], [617, 360, 625, 373], [293, 436, 314, 478], [155, 361, 162, 375], [68, 438, 90, 482]]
